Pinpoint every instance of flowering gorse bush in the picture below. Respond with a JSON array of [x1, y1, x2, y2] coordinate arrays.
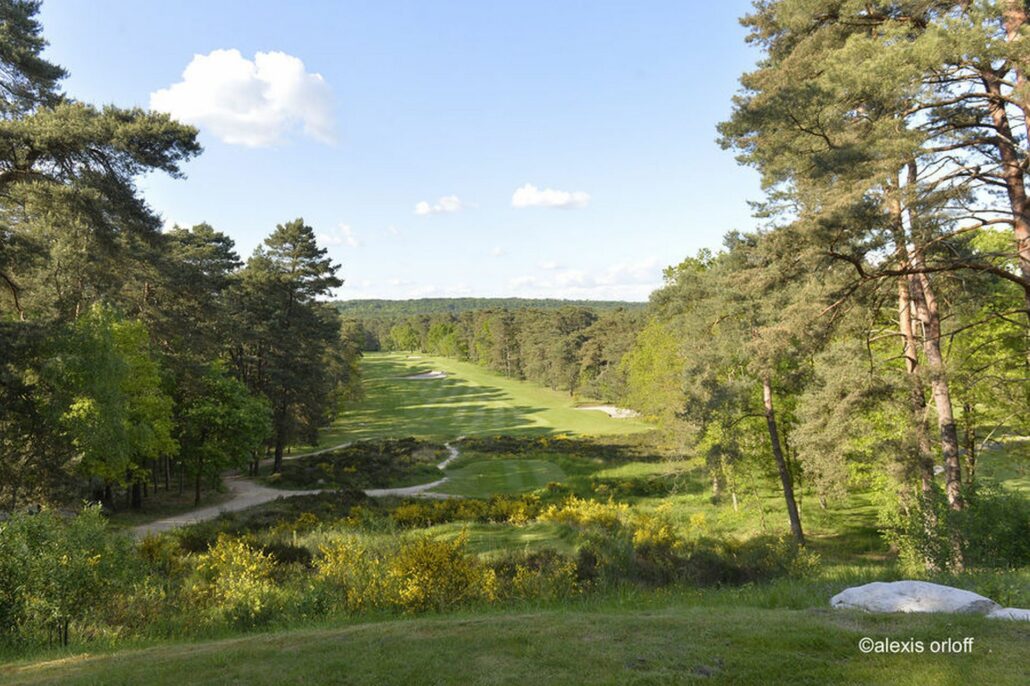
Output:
[[188, 535, 282, 627], [539, 496, 629, 530]]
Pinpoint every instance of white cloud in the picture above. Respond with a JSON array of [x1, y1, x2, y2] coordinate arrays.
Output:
[[511, 183, 590, 209], [386, 225, 400, 236], [491, 246, 506, 257], [505, 257, 663, 300], [414, 194, 466, 215], [406, 283, 472, 298], [537, 260, 560, 270], [150, 49, 335, 147], [317, 223, 360, 248]]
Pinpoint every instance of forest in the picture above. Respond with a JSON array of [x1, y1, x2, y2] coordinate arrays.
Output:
[[1, 1, 1029, 683], [0, 0, 362, 511]]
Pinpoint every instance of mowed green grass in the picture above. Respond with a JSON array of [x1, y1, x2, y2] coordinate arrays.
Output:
[[5, 601, 1028, 686], [309, 353, 652, 446], [436, 459, 565, 497]]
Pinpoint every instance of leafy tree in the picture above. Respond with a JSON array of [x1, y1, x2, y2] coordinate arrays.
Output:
[[232, 219, 345, 473], [49, 304, 175, 502], [178, 363, 271, 504]]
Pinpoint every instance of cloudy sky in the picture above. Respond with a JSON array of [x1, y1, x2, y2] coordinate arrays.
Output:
[[41, 0, 761, 301]]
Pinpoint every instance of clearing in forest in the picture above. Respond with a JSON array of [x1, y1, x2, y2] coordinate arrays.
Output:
[[310, 352, 653, 446]]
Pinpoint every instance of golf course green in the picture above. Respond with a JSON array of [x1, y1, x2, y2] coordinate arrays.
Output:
[[310, 352, 652, 446]]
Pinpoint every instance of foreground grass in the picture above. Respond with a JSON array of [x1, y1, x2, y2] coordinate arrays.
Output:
[[305, 353, 653, 447], [3, 597, 1027, 686]]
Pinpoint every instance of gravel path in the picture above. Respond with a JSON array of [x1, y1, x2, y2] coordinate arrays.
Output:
[[132, 439, 464, 537], [132, 476, 325, 538], [363, 440, 462, 498]]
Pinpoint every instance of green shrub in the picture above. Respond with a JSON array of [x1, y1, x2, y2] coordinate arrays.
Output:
[[884, 484, 1030, 573], [491, 549, 580, 600], [0, 506, 136, 645]]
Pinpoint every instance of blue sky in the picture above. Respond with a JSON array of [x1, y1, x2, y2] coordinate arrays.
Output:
[[40, 0, 761, 301]]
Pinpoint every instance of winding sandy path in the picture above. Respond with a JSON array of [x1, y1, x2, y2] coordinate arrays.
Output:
[[132, 476, 325, 538], [364, 440, 463, 499], [131, 439, 464, 537]]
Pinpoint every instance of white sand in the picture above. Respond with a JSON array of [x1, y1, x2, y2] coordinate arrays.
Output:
[[402, 370, 447, 380], [576, 405, 640, 419]]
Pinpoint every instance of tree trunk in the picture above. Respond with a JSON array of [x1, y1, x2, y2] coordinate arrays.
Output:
[[898, 276, 937, 498], [130, 480, 142, 510], [273, 397, 288, 474], [963, 402, 977, 490], [981, 67, 1030, 338], [761, 376, 805, 545], [907, 272, 963, 511], [896, 163, 964, 511], [273, 435, 285, 474], [194, 457, 203, 506]]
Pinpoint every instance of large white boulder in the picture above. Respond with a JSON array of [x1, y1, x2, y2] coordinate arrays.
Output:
[[830, 581, 1000, 615], [987, 607, 1030, 622]]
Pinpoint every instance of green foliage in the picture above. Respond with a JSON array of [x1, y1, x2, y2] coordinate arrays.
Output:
[[178, 362, 271, 502], [884, 484, 1030, 574], [50, 304, 176, 485], [0, 506, 135, 644], [489, 548, 580, 601], [231, 218, 352, 470]]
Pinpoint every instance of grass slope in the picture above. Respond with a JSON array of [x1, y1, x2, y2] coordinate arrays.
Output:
[[4, 601, 1027, 686], [436, 459, 566, 497], [308, 353, 652, 447]]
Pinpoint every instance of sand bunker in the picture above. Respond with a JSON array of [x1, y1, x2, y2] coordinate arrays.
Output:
[[406, 355, 423, 359], [402, 370, 447, 380], [576, 405, 640, 419]]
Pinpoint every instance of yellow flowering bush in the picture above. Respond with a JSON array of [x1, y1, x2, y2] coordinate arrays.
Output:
[[631, 505, 680, 551], [315, 535, 392, 611], [316, 532, 496, 614], [189, 535, 281, 627], [509, 556, 579, 600], [387, 533, 497, 613], [539, 496, 629, 530]]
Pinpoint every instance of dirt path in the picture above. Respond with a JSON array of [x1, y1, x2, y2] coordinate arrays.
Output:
[[132, 439, 464, 537], [132, 476, 325, 538], [363, 439, 462, 498]]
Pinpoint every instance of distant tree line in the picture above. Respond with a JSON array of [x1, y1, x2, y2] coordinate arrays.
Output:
[[335, 297, 645, 318], [351, 307, 643, 402], [0, 2, 360, 510]]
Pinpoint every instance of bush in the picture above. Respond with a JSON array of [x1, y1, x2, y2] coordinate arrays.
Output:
[[539, 496, 629, 530], [884, 484, 1030, 573], [958, 485, 1030, 568], [316, 532, 497, 613], [387, 495, 541, 528], [274, 438, 444, 490], [387, 533, 497, 612], [188, 535, 283, 628], [261, 541, 314, 568], [491, 549, 580, 600], [0, 506, 136, 645]]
